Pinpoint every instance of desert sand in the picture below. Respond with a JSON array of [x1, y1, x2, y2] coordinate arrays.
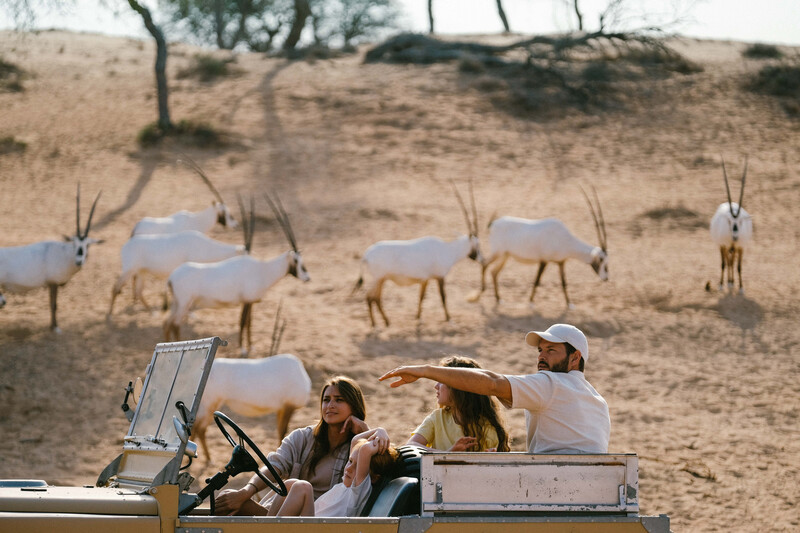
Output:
[[0, 29, 798, 531]]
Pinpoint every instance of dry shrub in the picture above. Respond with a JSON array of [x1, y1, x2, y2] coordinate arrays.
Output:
[[742, 43, 782, 59], [0, 136, 27, 155], [0, 57, 25, 92], [176, 53, 240, 82], [137, 119, 224, 148]]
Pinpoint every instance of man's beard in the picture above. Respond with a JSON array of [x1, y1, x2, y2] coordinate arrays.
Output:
[[549, 354, 571, 373]]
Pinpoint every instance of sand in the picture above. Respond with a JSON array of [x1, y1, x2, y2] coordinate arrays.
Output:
[[0, 29, 798, 531]]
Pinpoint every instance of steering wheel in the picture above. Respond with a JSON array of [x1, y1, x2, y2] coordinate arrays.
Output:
[[213, 411, 288, 496]]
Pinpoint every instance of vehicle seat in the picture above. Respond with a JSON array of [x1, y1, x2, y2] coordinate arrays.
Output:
[[360, 444, 425, 517], [364, 476, 418, 517]]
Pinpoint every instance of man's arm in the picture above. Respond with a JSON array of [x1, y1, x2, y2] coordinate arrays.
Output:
[[379, 364, 513, 405]]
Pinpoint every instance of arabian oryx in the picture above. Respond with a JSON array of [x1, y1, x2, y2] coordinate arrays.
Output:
[[470, 187, 608, 309], [0, 185, 102, 331], [107, 230, 246, 316], [353, 181, 483, 327], [193, 304, 310, 464], [163, 194, 309, 354], [709, 156, 753, 293], [131, 157, 238, 236]]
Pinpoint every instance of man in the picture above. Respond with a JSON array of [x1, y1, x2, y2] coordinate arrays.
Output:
[[379, 323, 610, 454]]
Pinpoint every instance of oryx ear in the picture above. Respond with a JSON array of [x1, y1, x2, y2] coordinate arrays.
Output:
[[63, 235, 73, 242], [88, 238, 105, 245]]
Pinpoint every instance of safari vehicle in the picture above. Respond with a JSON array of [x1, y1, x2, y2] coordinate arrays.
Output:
[[0, 337, 671, 532]]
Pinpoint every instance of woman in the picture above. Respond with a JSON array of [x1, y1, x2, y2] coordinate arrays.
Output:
[[408, 355, 510, 452], [214, 375, 384, 515]]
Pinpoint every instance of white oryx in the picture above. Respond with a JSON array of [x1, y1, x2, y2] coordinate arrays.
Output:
[[709, 156, 753, 293], [353, 181, 483, 327], [194, 353, 311, 463], [471, 187, 608, 308], [107, 230, 246, 316], [0, 185, 102, 331], [131, 158, 238, 236], [163, 194, 309, 354]]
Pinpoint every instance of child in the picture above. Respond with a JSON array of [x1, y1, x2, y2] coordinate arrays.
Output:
[[267, 427, 399, 517], [408, 355, 510, 452]]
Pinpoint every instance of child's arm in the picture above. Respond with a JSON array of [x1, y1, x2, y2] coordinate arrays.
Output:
[[350, 427, 390, 454], [353, 439, 382, 486]]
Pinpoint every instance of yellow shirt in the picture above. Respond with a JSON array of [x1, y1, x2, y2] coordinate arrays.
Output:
[[412, 408, 500, 451]]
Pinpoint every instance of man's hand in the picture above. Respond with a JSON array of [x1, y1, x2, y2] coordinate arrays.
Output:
[[379, 365, 427, 387]]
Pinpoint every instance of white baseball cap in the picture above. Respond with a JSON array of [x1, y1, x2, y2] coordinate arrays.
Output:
[[525, 324, 589, 361]]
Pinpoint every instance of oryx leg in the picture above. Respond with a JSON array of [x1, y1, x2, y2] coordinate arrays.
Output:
[[436, 277, 450, 321], [416, 280, 428, 319], [109, 271, 134, 316], [276, 404, 297, 441], [373, 280, 390, 327], [736, 247, 744, 293], [718, 246, 726, 290], [558, 261, 572, 309], [367, 279, 390, 327], [163, 305, 185, 342], [726, 246, 736, 289], [479, 254, 499, 293], [490, 254, 509, 302], [239, 303, 252, 355], [197, 426, 211, 465], [48, 283, 60, 332], [529, 261, 548, 303]]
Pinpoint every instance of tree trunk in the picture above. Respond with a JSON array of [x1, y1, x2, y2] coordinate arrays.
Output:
[[573, 0, 584, 31], [428, 0, 434, 34], [283, 0, 311, 50], [496, 0, 510, 32], [127, 0, 171, 131], [214, 0, 226, 49]]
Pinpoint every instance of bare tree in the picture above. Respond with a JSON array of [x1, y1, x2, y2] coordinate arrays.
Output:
[[495, 0, 510, 32], [428, 0, 509, 35], [127, 0, 172, 131], [284, 0, 311, 49]]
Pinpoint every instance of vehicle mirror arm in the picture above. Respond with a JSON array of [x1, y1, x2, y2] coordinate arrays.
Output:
[[175, 400, 191, 432], [121, 381, 135, 423]]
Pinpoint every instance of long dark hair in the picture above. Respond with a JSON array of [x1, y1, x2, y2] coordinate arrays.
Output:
[[441, 355, 510, 452], [308, 376, 366, 474]]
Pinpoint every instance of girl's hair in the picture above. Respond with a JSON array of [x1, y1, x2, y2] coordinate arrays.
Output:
[[369, 445, 400, 478], [440, 355, 510, 452], [308, 376, 367, 474]]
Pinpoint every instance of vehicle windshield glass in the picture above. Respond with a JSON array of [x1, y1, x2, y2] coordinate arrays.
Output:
[[128, 341, 216, 447]]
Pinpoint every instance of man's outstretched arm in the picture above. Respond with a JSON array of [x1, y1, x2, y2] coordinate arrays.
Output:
[[379, 364, 512, 404]]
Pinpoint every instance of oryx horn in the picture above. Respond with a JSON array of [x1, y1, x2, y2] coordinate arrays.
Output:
[[580, 185, 607, 252], [178, 155, 226, 205], [263, 192, 299, 252]]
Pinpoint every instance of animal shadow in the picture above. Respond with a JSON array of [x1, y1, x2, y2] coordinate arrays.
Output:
[[716, 292, 762, 331]]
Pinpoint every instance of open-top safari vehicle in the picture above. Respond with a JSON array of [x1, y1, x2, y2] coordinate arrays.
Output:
[[0, 337, 670, 532]]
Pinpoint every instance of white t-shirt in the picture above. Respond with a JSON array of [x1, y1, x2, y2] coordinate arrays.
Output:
[[313, 476, 372, 517], [506, 371, 610, 454]]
